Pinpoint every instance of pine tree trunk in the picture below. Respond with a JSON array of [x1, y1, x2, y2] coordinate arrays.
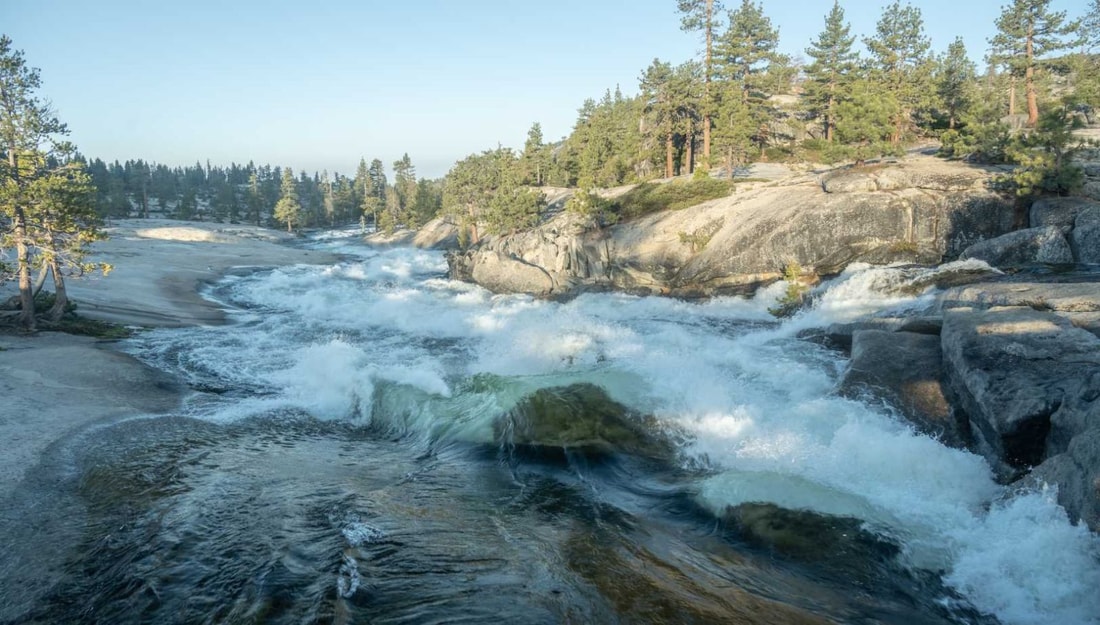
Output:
[[1025, 28, 1038, 126], [702, 0, 713, 167], [665, 131, 674, 178], [48, 260, 68, 322], [686, 131, 695, 174], [14, 213, 34, 330], [825, 92, 835, 142], [7, 151, 34, 330], [1009, 75, 1017, 116]]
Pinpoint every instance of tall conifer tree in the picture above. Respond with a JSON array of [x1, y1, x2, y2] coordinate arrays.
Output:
[[803, 1, 858, 142], [678, 0, 723, 170], [712, 0, 786, 169], [865, 2, 933, 144], [273, 168, 301, 232], [990, 0, 1081, 126], [936, 38, 977, 130]]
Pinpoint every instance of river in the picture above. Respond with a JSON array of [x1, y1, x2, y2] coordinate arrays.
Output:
[[8, 230, 1100, 624]]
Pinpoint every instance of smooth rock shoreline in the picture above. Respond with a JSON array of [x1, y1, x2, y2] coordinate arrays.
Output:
[[0, 219, 341, 621]]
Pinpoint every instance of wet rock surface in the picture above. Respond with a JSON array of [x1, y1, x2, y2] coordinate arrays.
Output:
[[840, 330, 968, 449], [494, 383, 676, 461], [941, 307, 1100, 485]]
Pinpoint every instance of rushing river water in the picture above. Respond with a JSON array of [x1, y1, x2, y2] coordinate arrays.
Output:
[[5, 230, 1100, 625]]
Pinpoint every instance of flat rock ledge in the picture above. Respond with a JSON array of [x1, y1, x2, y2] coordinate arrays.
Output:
[[838, 275, 1100, 531]]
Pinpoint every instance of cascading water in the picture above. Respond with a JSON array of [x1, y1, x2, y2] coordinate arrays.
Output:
[[5, 231, 1098, 625]]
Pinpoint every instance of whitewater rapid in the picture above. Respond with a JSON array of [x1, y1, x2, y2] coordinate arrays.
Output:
[[127, 236, 1100, 625]]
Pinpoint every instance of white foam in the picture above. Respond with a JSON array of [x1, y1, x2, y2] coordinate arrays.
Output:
[[944, 490, 1100, 625], [270, 340, 375, 420], [342, 521, 385, 546], [131, 245, 1099, 625]]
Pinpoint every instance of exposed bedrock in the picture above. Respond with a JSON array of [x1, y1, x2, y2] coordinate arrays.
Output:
[[448, 161, 1016, 298]]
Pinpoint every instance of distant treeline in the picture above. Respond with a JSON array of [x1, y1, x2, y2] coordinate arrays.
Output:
[[77, 154, 442, 231]]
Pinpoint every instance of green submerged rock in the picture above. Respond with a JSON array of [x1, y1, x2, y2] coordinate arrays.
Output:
[[494, 383, 677, 460]]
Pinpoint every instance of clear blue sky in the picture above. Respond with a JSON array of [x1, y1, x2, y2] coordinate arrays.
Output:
[[3, 0, 1088, 179]]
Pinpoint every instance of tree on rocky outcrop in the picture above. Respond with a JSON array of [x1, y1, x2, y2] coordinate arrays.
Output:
[[413, 177, 442, 225], [640, 59, 680, 178], [273, 168, 301, 232], [832, 79, 898, 166], [393, 153, 419, 228], [803, 1, 859, 142], [711, 0, 788, 170], [1059, 0, 1100, 114], [443, 148, 545, 244], [521, 122, 548, 186], [569, 90, 643, 188], [1, 35, 107, 330], [938, 70, 1014, 162], [673, 62, 703, 175], [936, 38, 977, 130], [1001, 103, 1089, 196], [864, 1, 933, 144], [678, 0, 724, 171], [990, 0, 1081, 126], [25, 158, 108, 321]]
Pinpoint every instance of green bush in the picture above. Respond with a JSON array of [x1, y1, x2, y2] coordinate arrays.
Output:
[[610, 178, 734, 222], [768, 261, 811, 318], [566, 190, 618, 226], [677, 218, 725, 253]]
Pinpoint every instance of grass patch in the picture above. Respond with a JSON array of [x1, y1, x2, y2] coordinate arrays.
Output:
[[45, 316, 135, 339], [609, 178, 735, 222]]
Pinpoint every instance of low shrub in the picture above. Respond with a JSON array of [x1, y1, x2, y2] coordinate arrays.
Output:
[[611, 178, 734, 222]]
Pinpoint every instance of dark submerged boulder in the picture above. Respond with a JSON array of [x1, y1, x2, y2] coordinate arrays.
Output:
[[494, 383, 677, 461]]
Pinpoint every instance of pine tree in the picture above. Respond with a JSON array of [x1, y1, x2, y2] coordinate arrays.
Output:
[[0, 35, 95, 329], [990, 0, 1082, 126], [712, 0, 787, 169], [273, 168, 301, 232], [26, 159, 107, 320], [833, 79, 898, 166], [321, 170, 335, 227], [864, 1, 933, 144], [678, 0, 724, 170], [803, 1, 859, 142], [673, 62, 703, 175], [521, 122, 546, 186], [936, 38, 977, 130], [392, 153, 418, 227], [640, 59, 679, 178], [442, 148, 543, 240], [413, 177, 442, 225], [246, 172, 263, 225], [1085, 0, 1100, 52]]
